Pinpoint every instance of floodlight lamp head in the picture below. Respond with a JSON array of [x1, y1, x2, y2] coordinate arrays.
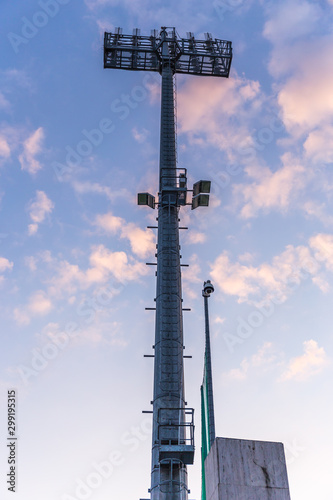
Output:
[[137, 192, 155, 208], [203, 280, 214, 297]]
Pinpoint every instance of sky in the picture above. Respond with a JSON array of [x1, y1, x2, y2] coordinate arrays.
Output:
[[1, 0, 333, 499]]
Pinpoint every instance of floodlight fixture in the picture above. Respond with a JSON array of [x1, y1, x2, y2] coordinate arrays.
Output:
[[193, 180, 211, 197], [137, 192, 155, 208], [192, 194, 210, 210]]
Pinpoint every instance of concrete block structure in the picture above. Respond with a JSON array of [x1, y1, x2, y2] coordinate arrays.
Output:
[[205, 437, 291, 500]]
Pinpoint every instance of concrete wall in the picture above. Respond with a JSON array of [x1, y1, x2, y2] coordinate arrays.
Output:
[[205, 437, 291, 500]]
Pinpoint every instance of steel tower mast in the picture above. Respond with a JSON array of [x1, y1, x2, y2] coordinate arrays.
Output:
[[104, 27, 232, 500]]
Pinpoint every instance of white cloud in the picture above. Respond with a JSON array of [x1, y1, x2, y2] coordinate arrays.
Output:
[[89, 245, 147, 282], [0, 256, 13, 273], [303, 125, 333, 164], [226, 359, 249, 381], [302, 201, 333, 227], [280, 340, 328, 381], [263, 0, 321, 46], [0, 126, 21, 166], [94, 212, 155, 259], [96, 19, 114, 35], [182, 254, 202, 299], [25, 256, 37, 271], [210, 240, 325, 304], [13, 308, 30, 326], [185, 231, 206, 244], [225, 340, 328, 382], [0, 68, 33, 90], [19, 127, 45, 174], [0, 136, 10, 160], [28, 290, 53, 315], [251, 342, 280, 368], [263, 1, 333, 140], [309, 233, 333, 271], [44, 243, 149, 299], [95, 212, 123, 233], [178, 72, 262, 160], [72, 180, 130, 202], [224, 342, 281, 380], [38, 321, 127, 348], [121, 223, 155, 259], [27, 191, 54, 235], [277, 41, 333, 135], [0, 92, 10, 111], [14, 290, 53, 325], [0, 256, 13, 285], [233, 153, 307, 218], [132, 127, 149, 143]]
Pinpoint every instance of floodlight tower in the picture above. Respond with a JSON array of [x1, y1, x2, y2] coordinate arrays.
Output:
[[104, 27, 232, 500]]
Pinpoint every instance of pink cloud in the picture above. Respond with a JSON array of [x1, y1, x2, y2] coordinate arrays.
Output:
[[280, 340, 328, 381]]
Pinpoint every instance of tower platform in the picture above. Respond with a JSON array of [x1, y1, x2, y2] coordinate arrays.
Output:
[[204, 437, 291, 500]]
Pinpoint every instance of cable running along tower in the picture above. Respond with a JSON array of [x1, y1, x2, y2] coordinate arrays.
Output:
[[104, 27, 232, 500]]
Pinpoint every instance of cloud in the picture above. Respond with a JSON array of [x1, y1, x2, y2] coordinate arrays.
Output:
[[72, 180, 130, 202], [309, 233, 333, 271], [181, 254, 202, 299], [13, 309, 30, 326], [89, 245, 147, 282], [95, 212, 123, 233], [277, 40, 333, 135], [0, 68, 33, 90], [263, 2, 333, 139], [24, 256, 37, 271], [84, 0, 211, 33], [43, 243, 149, 299], [132, 127, 150, 143], [0, 125, 22, 166], [38, 321, 128, 348], [280, 340, 329, 381], [27, 191, 54, 235], [224, 342, 281, 380], [303, 125, 333, 164], [28, 290, 53, 315], [210, 240, 327, 304], [94, 212, 155, 258], [19, 127, 45, 174], [96, 19, 114, 35], [0, 92, 10, 111], [0, 256, 13, 273], [233, 153, 307, 218], [263, 0, 322, 47], [226, 359, 249, 381], [0, 256, 13, 285], [185, 231, 206, 244], [14, 290, 53, 325], [121, 223, 155, 259], [177, 73, 262, 160], [225, 340, 328, 382], [0, 136, 10, 160], [302, 201, 333, 227]]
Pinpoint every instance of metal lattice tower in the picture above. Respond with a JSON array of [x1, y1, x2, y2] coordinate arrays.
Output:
[[104, 27, 232, 500]]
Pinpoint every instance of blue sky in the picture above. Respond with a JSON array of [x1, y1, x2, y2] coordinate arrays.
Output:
[[1, 0, 333, 499]]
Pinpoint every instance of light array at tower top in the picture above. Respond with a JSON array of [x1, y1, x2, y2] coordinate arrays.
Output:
[[104, 27, 232, 77]]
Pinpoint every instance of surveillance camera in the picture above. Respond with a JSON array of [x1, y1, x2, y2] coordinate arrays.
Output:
[[202, 280, 214, 296]]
